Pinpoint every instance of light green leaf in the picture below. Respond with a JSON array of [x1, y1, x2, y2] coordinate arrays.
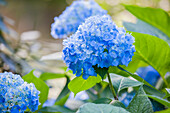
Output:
[[108, 66, 129, 77], [76, 103, 130, 113], [124, 55, 148, 73], [147, 95, 170, 108], [39, 105, 75, 113], [93, 98, 112, 104], [155, 109, 170, 113], [131, 32, 170, 86], [127, 86, 153, 113], [39, 72, 66, 81], [23, 70, 49, 109], [124, 5, 170, 38], [109, 74, 143, 95], [68, 75, 101, 95]]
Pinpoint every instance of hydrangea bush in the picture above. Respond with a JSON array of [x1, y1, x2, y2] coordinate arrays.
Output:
[[0, 72, 40, 113], [63, 15, 135, 79], [51, 0, 107, 39], [1, 0, 170, 113]]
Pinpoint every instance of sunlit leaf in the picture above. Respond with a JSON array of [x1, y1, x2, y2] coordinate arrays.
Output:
[[23, 70, 49, 109]]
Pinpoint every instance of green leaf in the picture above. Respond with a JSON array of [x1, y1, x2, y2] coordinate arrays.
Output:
[[147, 95, 170, 108], [76, 103, 130, 113], [131, 32, 170, 86], [124, 55, 148, 73], [68, 75, 101, 96], [23, 70, 49, 109], [55, 76, 70, 105], [39, 105, 75, 113], [164, 88, 170, 98], [111, 100, 126, 109], [109, 74, 143, 95], [39, 72, 66, 81], [86, 89, 98, 101], [94, 66, 108, 79], [123, 19, 170, 44], [93, 98, 112, 104], [115, 66, 157, 90], [124, 5, 170, 38], [155, 109, 170, 113], [143, 85, 165, 98], [127, 86, 153, 113], [108, 66, 129, 77]]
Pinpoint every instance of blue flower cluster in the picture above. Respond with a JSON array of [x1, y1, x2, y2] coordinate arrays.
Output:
[[137, 66, 160, 86], [63, 15, 136, 79], [51, 0, 107, 39], [0, 72, 40, 113]]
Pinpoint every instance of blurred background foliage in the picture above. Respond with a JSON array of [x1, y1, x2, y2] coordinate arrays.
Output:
[[0, 0, 170, 111]]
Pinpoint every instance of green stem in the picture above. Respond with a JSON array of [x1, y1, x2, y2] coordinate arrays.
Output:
[[107, 72, 118, 100]]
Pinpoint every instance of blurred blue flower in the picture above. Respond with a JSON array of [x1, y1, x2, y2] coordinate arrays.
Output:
[[43, 99, 56, 107], [119, 92, 135, 107], [63, 15, 135, 79], [69, 91, 89, 101], [51, 0, 107, 39], [0, 72, 40, 113], [136, 66, 160, 86]]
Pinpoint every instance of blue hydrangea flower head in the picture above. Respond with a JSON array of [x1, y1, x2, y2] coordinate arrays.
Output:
[[51, 0, 107, 39], [62, 15, 136, 79], [0, 72, 40, 113]]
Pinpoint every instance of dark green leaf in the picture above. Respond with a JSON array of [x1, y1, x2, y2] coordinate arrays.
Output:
[[111, 100, 126, 109], [94, 66, 108, 79], [55, 76, 70, 105], [127, 86, 153, 113], [23, 70, 49, 109], [68, 75, 101, 96], [93, 98, 112, 104], [124, 5, 170, 38], [76, 103, 130, 113], [55, 93, 70, 106], [39, 72, 66, 81], [39, 105, 75, 113], [143, 85, 165, 98], [147, 95, 170, 107]]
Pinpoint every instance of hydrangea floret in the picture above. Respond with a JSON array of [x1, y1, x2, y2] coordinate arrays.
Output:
[[62, 15, 136, 79], [0, 72, 40, 113], [51, 0, 107, 39]]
